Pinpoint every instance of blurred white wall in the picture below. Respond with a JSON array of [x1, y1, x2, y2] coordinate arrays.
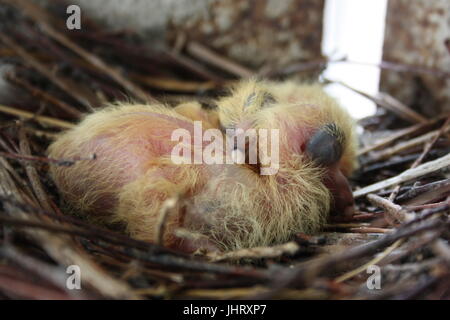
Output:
[[322, 0, 388, 119]]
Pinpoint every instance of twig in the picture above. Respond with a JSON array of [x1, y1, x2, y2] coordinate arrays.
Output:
[[405, 199, 450, 211], [0, 194, 181, 256], [335, 239, 403, 283], [432, 239, 450, 264], [398, 179, 450, 206], [18, 128, 54, 213], [387, 115, 450, 200], [328, 79, 427, 124], [392, 276, 441, 300], [366, 125, 450, 164], [261, 57, 330, 78], [164, 49, 224, 82], [0, 164, 139, 299], [0, 104, 74, 129], [23, 127, 59, 139], [7, 0, 156, 104], [102, 244, 270, 279], [256, 217, 447, 298], [6, 72, 82, 118], [360, 152, 439, 174], [353, 153, 450, 198], [348, 227, 393, 234], [409, 115, 450, 168], [186, 41, 254, 78], [0, 246, 89, 299], [0, 150, 95, 167], [357, 119, 440, 156], [207, 241, 300, 262], [343, 212, 378, 221], [0, 33, 98, 111], [0, 273, 71, 300], [180, 286, 269, 299], [367, 194, 414, 225], [132, 75, 221, 92], [0, 216, 143, 246], [378, 92, 428, 124]]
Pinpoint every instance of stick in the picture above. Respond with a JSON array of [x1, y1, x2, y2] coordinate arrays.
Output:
[[0, 164, 139, 299], [186, 41, 254, 78], [367, 125, 450, 163], [7, 72, 82, 118], [354, 153, 450, 198], [0, 33, 98, 111], [387, 115, 450, 200], [367, 194, 414, 225], [208, 241, 299, 262], [0, 104, 74, 129], [18, 128, 54, 213], [357, 121, 431, 156], [164, 49, 224, 82], [335, 239, 403, 283], [399, 179, 450, 206], [6, 0, 156, 104], [329, 79, 427, 124]]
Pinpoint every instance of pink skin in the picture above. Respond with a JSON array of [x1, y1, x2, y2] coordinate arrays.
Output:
[[323, 166, 355, 217]]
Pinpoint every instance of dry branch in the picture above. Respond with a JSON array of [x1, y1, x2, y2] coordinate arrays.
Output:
[[0, 104, 74, 129], [366, 125, 450, 164], [5, 0, 156, 104], [208, 242, 300, 262], [330, 79, 427, 124], [354, 153, 450, 198], [186, 41, 254, 78], [367, 194, 414, 225], [0, 33, 99, 111], [7, 73, 82, 118], [0, 164, 139, 299]]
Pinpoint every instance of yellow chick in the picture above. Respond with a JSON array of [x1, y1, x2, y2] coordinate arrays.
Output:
[[47, 79, 358, 253]]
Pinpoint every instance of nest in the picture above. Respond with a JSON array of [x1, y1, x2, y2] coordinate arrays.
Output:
[[0, 1, 449, 300]]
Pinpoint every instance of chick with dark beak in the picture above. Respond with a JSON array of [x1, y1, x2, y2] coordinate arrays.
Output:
[[47, 79, 358, 253], [306, 123, 355, 217]]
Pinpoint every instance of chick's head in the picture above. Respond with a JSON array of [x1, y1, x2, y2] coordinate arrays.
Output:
[[216, 79, 358, 217]]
